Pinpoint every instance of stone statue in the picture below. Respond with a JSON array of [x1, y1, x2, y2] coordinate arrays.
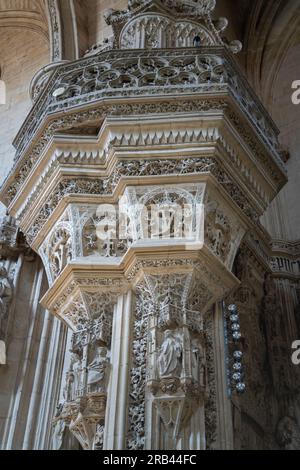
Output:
[[193, 35, 201, 47], [0, 266, 13, 339], [191, 339, 206, 387], [87, 347, 109, 393], [158, 330, 182, 377], [63, 353, 82, 401], [277, 407, 300, 450]]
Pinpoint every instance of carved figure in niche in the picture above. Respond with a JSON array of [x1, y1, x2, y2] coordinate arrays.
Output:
[[277, 406, 300, 450], [205, 207, 231, 260], [158, 330, 182, 378], [0, 266, 13, 338], [64, 353, 82, 401], [87, 347, 109, 394], [191, 339, 206, 387], [193, 35, 201, 47]]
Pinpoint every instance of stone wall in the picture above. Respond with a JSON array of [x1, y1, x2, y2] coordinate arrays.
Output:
[[0, 28, 49, 216], [261, 42, 300, 241]]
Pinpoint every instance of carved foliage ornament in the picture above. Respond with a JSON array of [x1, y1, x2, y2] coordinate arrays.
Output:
[[56, 290, 115, 450]]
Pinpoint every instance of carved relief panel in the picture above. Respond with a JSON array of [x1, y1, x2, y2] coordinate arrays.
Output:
[[120, 15, 215, 49], [53, 290, 117, 450]]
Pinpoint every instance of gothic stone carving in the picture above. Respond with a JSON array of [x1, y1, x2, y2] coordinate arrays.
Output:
[[58, 302, 113, 449], [0, 265, 13, 364], [126, 285, 151, 450], [0, 216, 26, 260]]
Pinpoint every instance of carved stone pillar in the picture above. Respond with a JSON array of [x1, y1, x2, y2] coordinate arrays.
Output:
[[0, 216, 25, 365], [0, 0, 287, 450]]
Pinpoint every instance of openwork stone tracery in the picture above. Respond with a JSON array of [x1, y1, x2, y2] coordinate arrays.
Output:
[[0, 0, 293, 451]]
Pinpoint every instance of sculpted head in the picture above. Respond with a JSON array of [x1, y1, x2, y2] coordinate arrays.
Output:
[[164, 330, 173, 339], [96, 346, 107, 358]]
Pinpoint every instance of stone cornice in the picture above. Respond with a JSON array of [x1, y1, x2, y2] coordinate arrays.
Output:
[[41, 244, 239, 330], [21, 168, 256, 251], [245, 231, 300, 282], [0, 48, 286, 210], [10, 116, 273, 226]]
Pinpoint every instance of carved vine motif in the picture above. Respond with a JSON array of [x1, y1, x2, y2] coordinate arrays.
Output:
[[126, 287, 152, 450], [82, 209, 132, 258], [47, 227, 72, 278], [204, 313, 217, 449]]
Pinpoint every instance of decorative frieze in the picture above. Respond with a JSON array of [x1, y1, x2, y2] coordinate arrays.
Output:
[[1, 0, 294, 452], [0, 46, 285, 209], [0, 216, 26, 260]]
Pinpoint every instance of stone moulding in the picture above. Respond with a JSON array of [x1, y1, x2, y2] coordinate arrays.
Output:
[[0, 47, 286, 210], [244, 232, 300, 282], [40, 246, 239, 332], [22, 171, 252, 253], [11, 117, 272, 225]]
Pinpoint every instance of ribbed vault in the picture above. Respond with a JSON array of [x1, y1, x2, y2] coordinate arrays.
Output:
[[0, 0, 49, 40], [244, 0, 300, 108]]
